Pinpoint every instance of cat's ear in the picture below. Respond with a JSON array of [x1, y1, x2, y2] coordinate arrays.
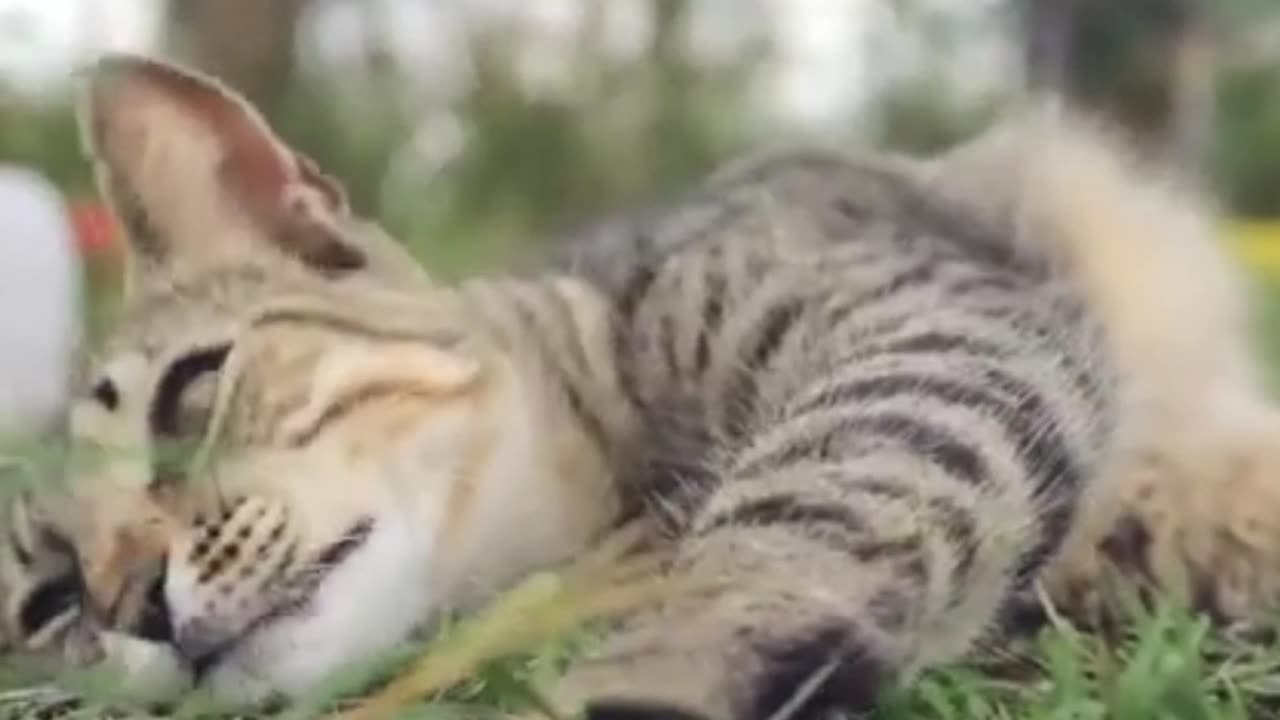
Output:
[[75, 54, 366, 281]]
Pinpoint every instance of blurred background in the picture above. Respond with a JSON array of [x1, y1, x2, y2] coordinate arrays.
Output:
[[2, 0, 1280, 412]]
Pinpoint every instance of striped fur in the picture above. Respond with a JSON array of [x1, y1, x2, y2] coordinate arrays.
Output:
[[5, 56, 1280, 720], [523, 145, 1117, 718]]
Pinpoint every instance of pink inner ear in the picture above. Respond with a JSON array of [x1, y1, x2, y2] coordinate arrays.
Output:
[[294, 153, 348, 213], [131, 64, 352, 224], [92, 58, 354, 260], [113, 60, 298, 215]]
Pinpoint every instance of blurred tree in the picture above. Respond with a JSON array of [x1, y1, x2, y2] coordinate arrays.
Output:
[[165, 0, 315, 112], [1213, 59, 1280, 218], [259, 0, 770, 275], [1017, 0, 1216, 170], [865, 1, 1011, 156], [869, 72, 1004, 156], [1022, 0, 1079, 92]]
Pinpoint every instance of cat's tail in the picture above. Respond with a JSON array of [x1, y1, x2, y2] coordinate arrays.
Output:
[[924, 106, 1280, 626], [921, 105, 1268, 422]]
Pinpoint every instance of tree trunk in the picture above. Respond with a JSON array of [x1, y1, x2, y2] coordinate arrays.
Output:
[[1023, 0, 1081, 95], [1167, 8, 1217, 179], [165, 0, 314, 111]]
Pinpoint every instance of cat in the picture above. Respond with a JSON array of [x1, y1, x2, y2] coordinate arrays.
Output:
[[3, 54, 1280, 720]]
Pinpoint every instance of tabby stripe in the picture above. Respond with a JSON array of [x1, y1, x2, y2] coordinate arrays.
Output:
[[531, 317, 611, 442], [748, 297, 806, 370], [616, 262, 658, 322], [875, 331, 1010, 361], [560, 377, 612, 454], [976, 368, 1082, 499], [850, 536, 925, 565], [981, 366, 1086, 583], [738, 371, 1020, 479], [812, 277, 936, 350], [947, 275, 1021, 297], [791, 369, 1016, 419], [825, 263, 936, 329], [610, 333, 649, 413], [839, 475, 912, 502], [701, 494, 867, 535], [694, 269, 727, 374], [927, 496, 979, 599], [801, 330, 1014, 390], [736, 412, 988, 488], [497, 288, 613, 450], [660, 313, 680, 379], [531, 346, 614, 456], [975, 305, 1102, 401], [786, 370, 1079, 504], [862, 162, 1019, 269], [831, 475, 977, 592], [720, 295, 807, 438], [700, 494, 928, 569], [7, 521, 31, 567], [542, 283, 595, 378]]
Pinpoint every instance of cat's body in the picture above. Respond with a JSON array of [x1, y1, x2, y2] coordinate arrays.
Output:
[[2, 56, 1280, 720]]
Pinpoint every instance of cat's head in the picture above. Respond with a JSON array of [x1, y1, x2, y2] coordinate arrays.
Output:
[[27, 55, 592, 705]]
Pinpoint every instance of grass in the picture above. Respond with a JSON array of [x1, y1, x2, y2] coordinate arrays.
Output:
[[871, 602, 1280, 720], [254, 571, 1280, 720]]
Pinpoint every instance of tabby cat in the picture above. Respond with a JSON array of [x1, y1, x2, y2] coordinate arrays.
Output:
[[2, 54, 1280, 720]]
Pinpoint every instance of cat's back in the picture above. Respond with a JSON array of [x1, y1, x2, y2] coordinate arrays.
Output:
[[548, 142, 1103, 490]]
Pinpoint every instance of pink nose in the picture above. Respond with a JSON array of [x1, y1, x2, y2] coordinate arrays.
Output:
[[174, 617, 235, 678]]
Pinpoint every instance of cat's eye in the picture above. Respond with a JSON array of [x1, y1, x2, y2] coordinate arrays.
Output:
[[148, 344, 232, 439], [91, 377, 119, 411], [17, 571, 82, 637], [148, 344, 231, 485]]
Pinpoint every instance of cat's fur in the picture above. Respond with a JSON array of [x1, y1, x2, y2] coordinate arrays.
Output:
[[3, 55, 1280, 720]]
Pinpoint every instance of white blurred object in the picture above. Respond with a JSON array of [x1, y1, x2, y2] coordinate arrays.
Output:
[[0, 164, 83, 440]]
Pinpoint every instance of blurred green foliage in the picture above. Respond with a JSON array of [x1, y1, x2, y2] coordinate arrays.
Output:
[[1214, 61, 1280, 219], [0, 93, 91, 196], [2, 0, 1280, 279]]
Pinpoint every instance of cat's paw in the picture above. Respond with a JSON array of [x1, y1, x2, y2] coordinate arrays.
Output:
[[1044, 416, 1280, 626], [539, 603, 889, 720]]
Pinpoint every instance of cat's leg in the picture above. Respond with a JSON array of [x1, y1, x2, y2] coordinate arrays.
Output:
[[1045, 402, 1280, 626], [549, 338, 1115, 720]]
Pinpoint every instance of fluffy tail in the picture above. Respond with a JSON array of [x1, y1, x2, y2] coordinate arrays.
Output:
[[920, 106, 1267, 422], [923, 106, 1280, 624]]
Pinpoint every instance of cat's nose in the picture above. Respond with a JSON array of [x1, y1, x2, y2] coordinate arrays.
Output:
[[172, 617, 232, 679], [134, 564, 175, 644]]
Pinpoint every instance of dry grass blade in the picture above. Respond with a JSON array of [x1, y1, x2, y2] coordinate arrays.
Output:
[[330, 534, 713, 720]]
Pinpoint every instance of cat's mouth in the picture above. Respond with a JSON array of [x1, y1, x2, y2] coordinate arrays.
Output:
[[175, 518, 377, 682]]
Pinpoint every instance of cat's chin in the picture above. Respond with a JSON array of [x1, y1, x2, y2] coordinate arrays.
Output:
[[97, 630, 194, 704], [190, 510, 437, 707]]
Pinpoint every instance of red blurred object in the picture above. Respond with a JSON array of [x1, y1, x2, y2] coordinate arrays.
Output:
[[68, 200, 119, 255]]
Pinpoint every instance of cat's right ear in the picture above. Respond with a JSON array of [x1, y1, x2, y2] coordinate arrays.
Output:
[[74, 54, 371, 288]]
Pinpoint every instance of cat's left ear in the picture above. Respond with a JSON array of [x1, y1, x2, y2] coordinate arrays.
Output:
[[75, 54, 365, 279]]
